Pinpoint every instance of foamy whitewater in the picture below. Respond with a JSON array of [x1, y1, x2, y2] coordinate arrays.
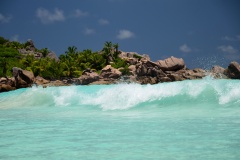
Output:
[[0, 78, 240, 159]]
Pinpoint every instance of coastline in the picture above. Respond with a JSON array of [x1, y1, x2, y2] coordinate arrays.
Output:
[[1, 58, 240, 93], [1, 38, 240, 93]]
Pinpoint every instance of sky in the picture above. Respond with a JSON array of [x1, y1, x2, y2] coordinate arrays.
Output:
[[0, 0, 240, 69]]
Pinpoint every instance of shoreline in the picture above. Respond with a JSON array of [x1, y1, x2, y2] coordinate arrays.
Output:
[[1, 60, 239, 93], [1, 38, 240, 93]]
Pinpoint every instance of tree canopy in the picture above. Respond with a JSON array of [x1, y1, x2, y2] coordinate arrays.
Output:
[[0, 37, 129, 79]]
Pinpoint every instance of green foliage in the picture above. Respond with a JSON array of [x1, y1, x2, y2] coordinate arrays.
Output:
[[111, 57, 130, 75], [0, 45, 21, 76], [0, 36, 9, 45], [0, 36, 128, 79], [5, 41, 24, 49], [119, 66, 131, 75], [39, 48, 49, 57]]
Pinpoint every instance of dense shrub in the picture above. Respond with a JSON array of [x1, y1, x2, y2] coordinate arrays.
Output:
[[0, 36, 129, 79]]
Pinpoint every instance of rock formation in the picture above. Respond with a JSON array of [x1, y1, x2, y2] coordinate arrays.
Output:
[[100, 65, 122, 79], [35, 76, 50, 86], [12, 67, 35, 88], [0, 77, 16, 92], [18, 40, 59, 61], [156, 56, 185, 71], [210, 65, 228, 79], [78, 69, 100, 85], [226, 61, 240, 79], [1, 53, 240, 93]]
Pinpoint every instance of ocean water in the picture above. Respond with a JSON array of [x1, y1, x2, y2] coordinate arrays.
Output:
[[0, 77, 240, 160]]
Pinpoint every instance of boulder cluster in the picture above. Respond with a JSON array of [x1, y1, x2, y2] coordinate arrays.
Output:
[[1, 52, 240, 92], [18, 39, 59, 61]]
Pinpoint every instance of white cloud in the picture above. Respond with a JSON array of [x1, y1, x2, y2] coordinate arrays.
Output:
[[98, 18, 109, 25], [222, 36, 235, 41], [237, 35, 240, 40], [179, 44, 192, 53], [117, 29, 134, 39], [36, 8, 65, 24], [0, 13, 12, 23], [83, 28, 95, 35], [218, 45, 238, 54], [221, 35, 240, 41], [73, 9, 88, 18]]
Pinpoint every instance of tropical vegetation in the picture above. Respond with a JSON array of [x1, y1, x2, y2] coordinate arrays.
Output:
[[0, 36, 130, 79]]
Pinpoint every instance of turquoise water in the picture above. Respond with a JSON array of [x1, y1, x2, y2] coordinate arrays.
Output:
[[0, 78, 240, 159]]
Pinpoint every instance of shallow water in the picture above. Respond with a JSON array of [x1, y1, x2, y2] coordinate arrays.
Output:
[[0, 78, 240, 159]]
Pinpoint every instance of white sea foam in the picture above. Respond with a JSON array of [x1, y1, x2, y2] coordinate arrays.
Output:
[[0, 79, 239, 110]]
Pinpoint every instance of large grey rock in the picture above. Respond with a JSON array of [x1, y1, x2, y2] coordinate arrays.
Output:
[[136, 63, 148, 76], [78, 70, 100, 85], [25, 39, 36, 51], [100, 65, 122, 79], [211, 66, 225, 74], [0, 77, 16, 92], [0, 84, 15, 92], [119, 51, 150, 61], [35, 76, 50, 86], [226, 61, 240, 79], [210, 66, 228, 79], [12, 67, 35, 88], [128, 65, 136, 76], [47, 52, 59, 61], [136, 76, 158, 84], [181, 69, 206, 80], [134, 59, 166, 84], [126, 58, 138, 65], [157, 56, 185, 71], [164, 68, 206, 81]]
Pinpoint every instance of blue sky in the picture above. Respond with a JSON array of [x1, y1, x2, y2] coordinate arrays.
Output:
[[0, 0, 240, 68]]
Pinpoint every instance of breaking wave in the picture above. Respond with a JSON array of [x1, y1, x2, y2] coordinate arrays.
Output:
[[1, 77, 240, 110]]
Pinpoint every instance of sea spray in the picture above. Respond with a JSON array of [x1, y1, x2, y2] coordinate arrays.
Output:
[[1, 78, 240, 110]]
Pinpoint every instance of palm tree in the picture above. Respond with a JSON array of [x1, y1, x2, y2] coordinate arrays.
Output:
[[103, 41, 113, 65], [60, 57, 77, 77], [66, 46, 77, 54], [113, 43, 119, 53], [89, 52, 106, 70], [40, 48, 49, 57], [113, 43, 119, 59], [104, 41, 112, 50], [82, 49, 92, 62]]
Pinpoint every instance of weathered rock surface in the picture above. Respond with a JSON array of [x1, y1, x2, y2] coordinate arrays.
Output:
[[123, 55, 206, 84], [100, 65, 122, 79], [12, 67, 35, 88], [1, 51, 240, 93], [44, 80, 67, 87], [35, 76, 50, 86], [136, 76, 158, 84], [47, 52, 59, 61], [226, 61, 240, 79], [25, 39, 36, 51], [18, 40, 59, 61], [210, 65, 228, 79], [78, 69, 100, 85], [0, 84, 15, 92], [0, 77, 16, 92], [156, 56, 185, 71], [119, 51, 150, 60]]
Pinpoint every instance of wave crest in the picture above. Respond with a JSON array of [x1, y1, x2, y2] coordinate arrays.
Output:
[[1, 78, 240, 110]]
